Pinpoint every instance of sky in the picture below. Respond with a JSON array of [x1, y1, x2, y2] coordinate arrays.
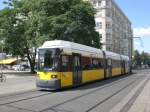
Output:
[[0, 0, 150, 53], [0, 0, 5, 10], [116, 0, 150, 53]]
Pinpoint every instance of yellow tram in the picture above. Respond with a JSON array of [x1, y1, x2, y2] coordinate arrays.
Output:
[[36, 40, 130, 90]]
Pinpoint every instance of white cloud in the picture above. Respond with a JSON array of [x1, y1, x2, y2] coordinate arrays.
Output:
[[134, 27, 150, 37]]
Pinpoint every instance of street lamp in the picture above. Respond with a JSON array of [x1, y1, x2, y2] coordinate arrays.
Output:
[[130, 36, 143, 73], [132, 36, 143, 58]]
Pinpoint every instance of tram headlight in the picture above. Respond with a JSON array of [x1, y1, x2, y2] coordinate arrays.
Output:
[[51, 75, 57, 78]]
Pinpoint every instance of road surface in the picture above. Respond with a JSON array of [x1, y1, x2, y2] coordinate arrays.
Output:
[[0, 69, 149, 112]]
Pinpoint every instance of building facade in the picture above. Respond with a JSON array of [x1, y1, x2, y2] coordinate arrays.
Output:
[[84, 0, 133, 59]]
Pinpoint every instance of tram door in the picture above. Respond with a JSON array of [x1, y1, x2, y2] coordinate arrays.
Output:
[[106, 58, 112, 78], [72, 53, 82, 86], [121, 61, 126, 74]]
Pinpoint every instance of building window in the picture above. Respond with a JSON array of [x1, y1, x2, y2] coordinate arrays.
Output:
[[106, 10, 111, 17], [93, 1, 97, 7], [99, 34, 102, 38], [106, 1, 109, 6], [97, 11, 102, 16], [106, 33, 111, 42], [106, 22, 111, 29], [107, 46, 111, 51], [96, 22, 102, 29], [101, 0, 107, 6], [98, 1, 101, 6], [106, 33, 111, 38]]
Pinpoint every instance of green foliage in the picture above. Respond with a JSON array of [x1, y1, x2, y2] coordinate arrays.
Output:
[[133, 50, 150, 67], [141, 51, 150, 65], [133, 50, 142, 66], [0, 0, 101, 72]]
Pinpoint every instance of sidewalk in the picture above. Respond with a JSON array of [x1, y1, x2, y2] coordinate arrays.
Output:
[[110, 71, 150, 112], [128, 78, 150, 112], [0, 74, 36, 96]]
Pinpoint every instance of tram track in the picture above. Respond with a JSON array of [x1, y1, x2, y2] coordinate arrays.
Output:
[[0, 73, 143, 112], [119, 78, 150, 112], [0, 90, 55, 106], [38, 75, 141, 112], [0, 74, 133, 106], [85, 77, 149, 112], [0, 89, 37, 99]]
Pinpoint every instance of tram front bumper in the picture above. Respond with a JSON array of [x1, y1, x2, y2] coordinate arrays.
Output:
[[36, 79, 61, 90]]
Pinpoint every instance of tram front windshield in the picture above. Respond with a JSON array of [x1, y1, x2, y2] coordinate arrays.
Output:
[[38, 48, 60, 71]]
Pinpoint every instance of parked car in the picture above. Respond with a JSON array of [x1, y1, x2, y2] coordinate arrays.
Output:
[[12, 65, 25, 71]]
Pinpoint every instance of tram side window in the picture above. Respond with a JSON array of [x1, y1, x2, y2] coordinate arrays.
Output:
[[61, 55, 71, 72], [125, 61, 129, 68], [118, 61, 121, 67], [92, 58, 103, 69], [112, 60, 121, 68], [82, 57, 92, 70], [112, 60, 117, 67]]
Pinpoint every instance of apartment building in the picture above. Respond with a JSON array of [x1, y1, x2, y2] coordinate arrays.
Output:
[[84, 0, 133, 59]]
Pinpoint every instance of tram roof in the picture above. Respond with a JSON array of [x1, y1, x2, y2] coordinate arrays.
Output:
[[104, 51, 121, 60], [39, 40, 129, 60], [40, 40, 103, 58], [120, 55, 129, 61]]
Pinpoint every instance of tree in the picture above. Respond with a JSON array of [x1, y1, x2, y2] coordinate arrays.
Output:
[[141, 51, 150, 65], [132, 50, 142, 67], [132, 50, 150, 68], [0, 0, 101, 72]]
